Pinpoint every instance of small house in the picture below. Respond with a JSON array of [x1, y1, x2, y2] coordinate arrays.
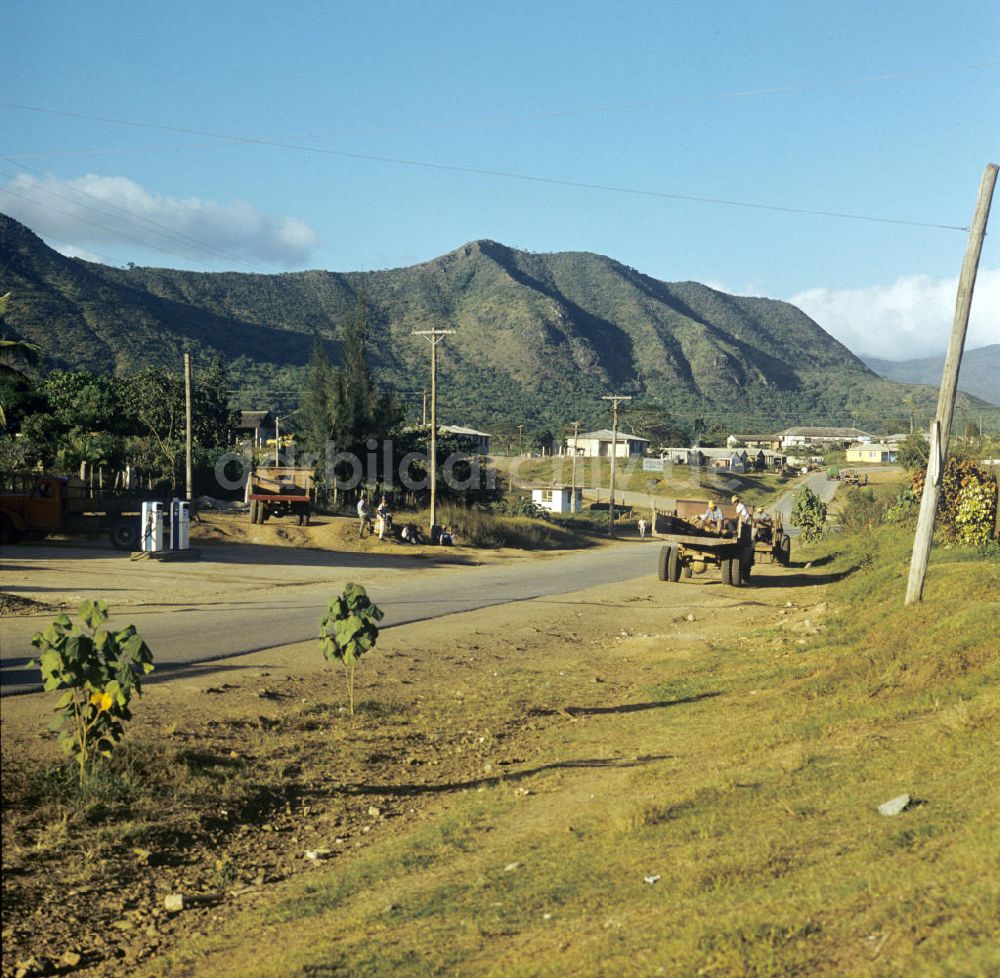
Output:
[[440, 425, 491, 455], [531, 486, 583, 514], [845, 443, 898, 464], [235, 410, 277, 450]]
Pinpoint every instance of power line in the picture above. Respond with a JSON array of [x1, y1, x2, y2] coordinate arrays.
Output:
[[0, 102, 972, 233]]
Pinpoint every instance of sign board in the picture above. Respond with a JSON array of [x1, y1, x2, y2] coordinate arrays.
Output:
[[643, 457, 665, 471]]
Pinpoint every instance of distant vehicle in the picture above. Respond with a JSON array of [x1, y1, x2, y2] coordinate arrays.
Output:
[[840, 469, 868, 486], [0, 473, 161, 550], [248, 466, 314, 526]]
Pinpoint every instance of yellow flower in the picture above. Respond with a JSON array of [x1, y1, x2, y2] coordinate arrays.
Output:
[[90, 691, 113, 713]]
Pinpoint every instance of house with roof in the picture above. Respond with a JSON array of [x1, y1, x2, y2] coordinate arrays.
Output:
[[234, 410, 277, 450], [565, 429, 650, 458], [440, 425, 491, 455], [845, 443, 898, 464], [777, 426, 873, 449], [530, 485, 584, 514]]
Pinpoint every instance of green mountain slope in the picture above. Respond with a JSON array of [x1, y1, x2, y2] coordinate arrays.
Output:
[[3, 214, 997, 433]]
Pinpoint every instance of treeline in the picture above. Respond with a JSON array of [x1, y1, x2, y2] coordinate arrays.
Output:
[[0, 361, 234, 494]]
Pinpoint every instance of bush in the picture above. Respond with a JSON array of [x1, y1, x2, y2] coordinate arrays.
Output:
[[791, 487, 827, 542], [837, 488, 886, 534], [912, 458, 998, 545]]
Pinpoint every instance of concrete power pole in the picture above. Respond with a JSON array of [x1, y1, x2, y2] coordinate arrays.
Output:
[[602, 395, 631, 535], [183, 352, 193, 502], [905, 162, 997, 606], [413, 329, 455, 538]]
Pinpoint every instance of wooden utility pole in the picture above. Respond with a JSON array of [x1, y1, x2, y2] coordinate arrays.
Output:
[[517, 424, 525, 456], [905, 162, 997, 606], [413, 329, 455, 538], [602, 395, 631, 535], [570, 420, 581, 513], [183, 353, 193, 502]]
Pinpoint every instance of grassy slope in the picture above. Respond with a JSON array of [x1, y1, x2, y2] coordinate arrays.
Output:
[[147, 525, 999, 978]]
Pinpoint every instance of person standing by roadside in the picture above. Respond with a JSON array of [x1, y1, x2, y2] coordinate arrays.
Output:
[[357, 495, 371, 538]]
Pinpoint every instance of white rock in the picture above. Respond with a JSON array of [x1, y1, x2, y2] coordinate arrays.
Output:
[[878, 793, 913, 816]]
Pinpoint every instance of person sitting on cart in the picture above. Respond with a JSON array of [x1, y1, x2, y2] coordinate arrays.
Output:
[[696, 500, 724, 532], [753, 506, 773, 543]]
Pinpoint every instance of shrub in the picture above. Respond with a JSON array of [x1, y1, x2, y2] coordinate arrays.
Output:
[[791, 487, 827, 542], [837, 488, 886, 534], [912, 458, 998, 545]]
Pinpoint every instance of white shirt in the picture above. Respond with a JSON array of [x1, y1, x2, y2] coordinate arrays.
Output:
[[734, 500, 751, 522]]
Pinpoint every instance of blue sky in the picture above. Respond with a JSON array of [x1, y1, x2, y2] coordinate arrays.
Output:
[[3, 0, 999, 359]]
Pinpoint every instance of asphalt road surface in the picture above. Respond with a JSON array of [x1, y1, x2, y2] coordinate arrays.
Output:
[[1, 542, 659, 694]]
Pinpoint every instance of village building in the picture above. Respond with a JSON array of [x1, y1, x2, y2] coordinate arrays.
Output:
[[565, 429, 650, 458], [845, 443, 898, 464], [530, 485, 584, 514], [777, 426, 873, 449], [234, 410, 277, 450], [439, 425, 491, 455]]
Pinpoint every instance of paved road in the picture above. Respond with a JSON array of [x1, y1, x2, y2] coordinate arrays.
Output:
[[1, 542, 658, 694], [772, 471, 842, 536]]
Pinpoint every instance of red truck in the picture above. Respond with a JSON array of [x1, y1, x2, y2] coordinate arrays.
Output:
[[0, 474, 161, 550], [247, 466, 314, 526]]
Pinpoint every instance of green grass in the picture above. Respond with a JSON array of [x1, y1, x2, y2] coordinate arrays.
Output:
[[143, 524, 999, 978]]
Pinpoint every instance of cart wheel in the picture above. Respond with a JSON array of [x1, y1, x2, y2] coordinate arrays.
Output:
[[739, 546, 754, 583], [297, 511, 306, 526], [682, 564, 693, 579], [249, 500, 260, 524], [657, 546, 670, 581], [720, 557, 733, 586], [667, 546, 682, 583], [779, 534, 791, 565], [0, 514, 20, 545]]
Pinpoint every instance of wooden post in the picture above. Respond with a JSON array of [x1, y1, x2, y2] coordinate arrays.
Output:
[[412, 329, 454, 537], [570, 421, 581, 514], [905, 162, 997, 605], [602, 395, 631, 535], [184, 352, 194, 502]]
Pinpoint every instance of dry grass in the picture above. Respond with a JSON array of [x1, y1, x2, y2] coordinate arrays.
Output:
[[131, 524, 1000, 978]]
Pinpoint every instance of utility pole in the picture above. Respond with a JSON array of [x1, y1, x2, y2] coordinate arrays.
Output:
[[413, 329, 455, 539], [602, 395, 631, 535], [274, 416, 281, 467], [517, 424, 525, 456], [906, 162, 997, 606], [570, 420, 581, 514], [422, 390, 427, 426], [183, 352, 193, 502]]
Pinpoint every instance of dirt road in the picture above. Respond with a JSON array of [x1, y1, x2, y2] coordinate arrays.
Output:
[[1, 531, 658, 693]]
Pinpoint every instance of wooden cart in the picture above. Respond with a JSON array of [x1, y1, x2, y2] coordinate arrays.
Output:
[[657, 501, 753, 587], [248, 467, 315, 526]]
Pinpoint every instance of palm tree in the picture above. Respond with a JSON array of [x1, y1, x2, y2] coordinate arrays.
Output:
[[0, 293, 44, 427]]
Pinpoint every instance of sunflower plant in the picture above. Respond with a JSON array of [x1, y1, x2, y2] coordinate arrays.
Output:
[[31, 599, 154, 783]]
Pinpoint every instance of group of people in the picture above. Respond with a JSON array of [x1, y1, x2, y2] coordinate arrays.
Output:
[[356, 495, 393, 540], [356, 494, 454, 546], [694, 494, 754, 535]]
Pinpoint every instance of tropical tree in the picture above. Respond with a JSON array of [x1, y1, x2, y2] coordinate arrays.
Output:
[[0, 293, 44, 427]]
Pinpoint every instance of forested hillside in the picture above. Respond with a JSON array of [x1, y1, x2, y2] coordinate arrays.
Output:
[[3, 214, 997, 434]]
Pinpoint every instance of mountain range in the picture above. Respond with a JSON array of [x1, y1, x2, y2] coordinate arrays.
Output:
[[2, 213, 997, 435], [864, 346, 998, 407]]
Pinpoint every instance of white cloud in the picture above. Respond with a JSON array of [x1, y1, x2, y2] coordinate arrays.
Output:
[[788, 269, 1000, 361], [0, 173, 319, 269]]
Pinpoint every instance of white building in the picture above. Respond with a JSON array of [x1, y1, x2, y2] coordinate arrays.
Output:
[[777, 426, 872, 449], [531, 486, 584, 514], [565, 429, 650, 458], [440, 425, 491, 455]]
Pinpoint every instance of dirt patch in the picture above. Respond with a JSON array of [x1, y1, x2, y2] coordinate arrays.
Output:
[[0, 592, 56, 617], [1, 559, 817, 978]]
